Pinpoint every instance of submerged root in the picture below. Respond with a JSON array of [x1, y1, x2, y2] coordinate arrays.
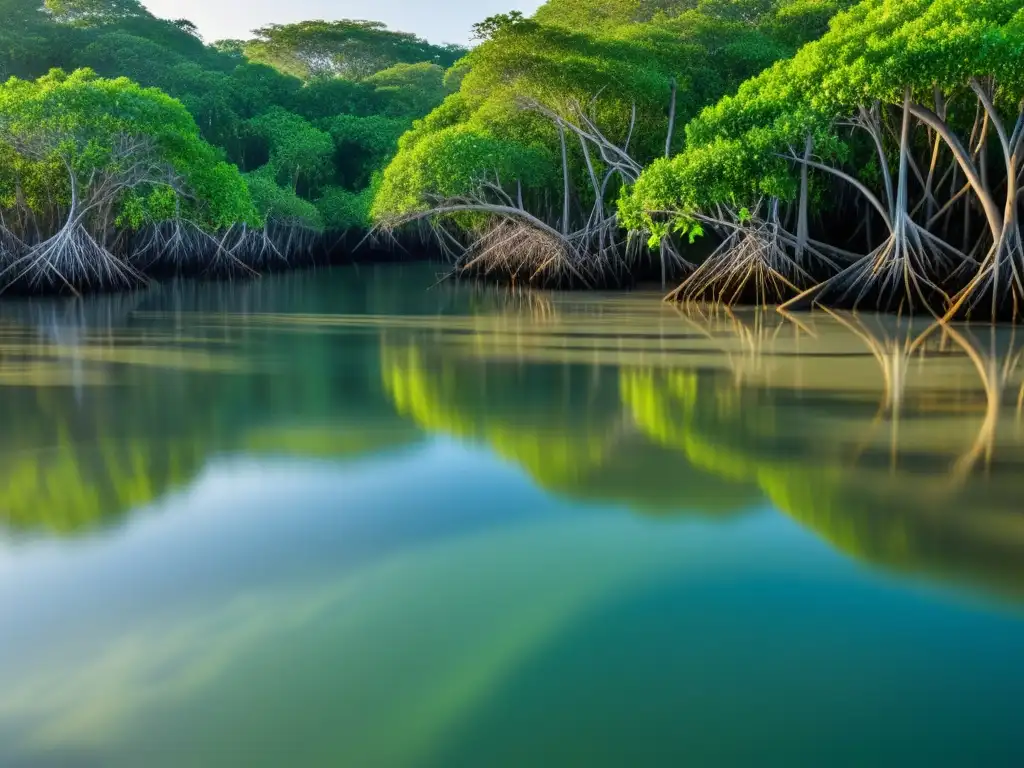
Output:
[[375, 170, 648, 289], [256, 220, 320, 269], [200, 225, 262, 277], [132, 220, 209, 271], [459, 217, 642, 288], [666, 214, 813, 305], [945, 227, 1024, 322], [0, 224, 141, 293], [781, 218, 957, 317], [241, 229, 289, 269], [134, 219, 318, 276], [459, 219, 582, 285]]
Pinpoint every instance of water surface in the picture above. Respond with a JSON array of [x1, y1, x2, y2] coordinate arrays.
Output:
[[1, 264, 1023, 766]]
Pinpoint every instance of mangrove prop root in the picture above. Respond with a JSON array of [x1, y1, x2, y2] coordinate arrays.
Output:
[[1, 223, 142, 294], [780, 220, 954, 316], [667, 215, 810, 306], [667, 201, 827, 306]]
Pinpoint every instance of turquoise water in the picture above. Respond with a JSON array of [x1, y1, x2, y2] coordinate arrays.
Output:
[[0, 264, 1023, 766]]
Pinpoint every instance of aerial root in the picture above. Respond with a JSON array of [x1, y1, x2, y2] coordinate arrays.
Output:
[[132, 219, 209, 271], [944, 228, 1024, 322], [128, 218, 318, 279], [780, 219, 954, 317], [666, 216, 810, 305], [459, 219, 583, 285], [0, 223, 26, 261], [0, 223, 142, 294], [373, 161, 661, 289]]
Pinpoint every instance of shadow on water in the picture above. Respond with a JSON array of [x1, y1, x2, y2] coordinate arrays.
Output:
[[2, 265, 1024, 602]]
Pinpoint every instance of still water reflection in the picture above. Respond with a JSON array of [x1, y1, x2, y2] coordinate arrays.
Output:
[[1, 264, 1023, 766]]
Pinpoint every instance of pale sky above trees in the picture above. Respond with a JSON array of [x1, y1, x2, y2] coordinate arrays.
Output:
[[142, 0, 545, 45]]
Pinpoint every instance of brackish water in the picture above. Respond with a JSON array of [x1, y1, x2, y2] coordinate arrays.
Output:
[[1, 264, 1024, 766]]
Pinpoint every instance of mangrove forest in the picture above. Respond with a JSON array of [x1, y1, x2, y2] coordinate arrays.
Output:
[[2, 0, 1024, 321]]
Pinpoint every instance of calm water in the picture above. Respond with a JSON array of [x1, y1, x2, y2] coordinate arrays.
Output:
[[1, 264, 1023, 766]]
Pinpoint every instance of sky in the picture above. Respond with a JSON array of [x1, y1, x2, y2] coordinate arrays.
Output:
[[142, 0, 546, 46]]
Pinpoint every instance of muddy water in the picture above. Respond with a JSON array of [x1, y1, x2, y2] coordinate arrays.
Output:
[[0, 264, 1022, 766]]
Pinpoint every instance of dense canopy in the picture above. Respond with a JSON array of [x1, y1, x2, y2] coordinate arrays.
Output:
[[0, 0, 463, 244], [623, 0, 1024, 317], [371, 0, 854, 286], [0, 68, 257, 288], [3, 0, 1024, 320], [241, 20, 465, 81]]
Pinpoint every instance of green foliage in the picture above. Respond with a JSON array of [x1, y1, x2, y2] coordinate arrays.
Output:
[[764, 0, 852, 47], [326, 114, 411, 189], [532, 0, 639, 30], [245, 166, 323, 230], [246, 107, 334, 194], [0, 68, 257, 229], [366, 62, 449, 117], [622, 0, 1024, 233], [292, 77, 378, 122], [316, 183, 378, 231], [372, 0, 845, 225], [471, 11, 536, 42], [372, 124, 556, 219], [327, 114, 410, 158], [242, 20, 465, 81], [44, 0, 150, 27], [0, 0, 79, 79], [3, 1, 459, 234]]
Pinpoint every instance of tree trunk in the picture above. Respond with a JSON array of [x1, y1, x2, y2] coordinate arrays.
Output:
[[910, 102, 1004, 242], [796, 134, 812, 263], [665, 78, 678, 158], [559, 123, 570, 237]]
